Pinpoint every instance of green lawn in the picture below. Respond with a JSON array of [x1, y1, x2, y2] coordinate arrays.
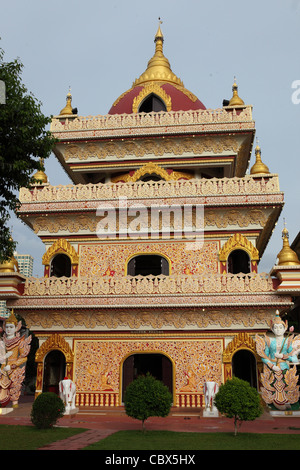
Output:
[[1, 425, 300, 450], [0, 424, 86, 450], [84, 430, 300, 451]]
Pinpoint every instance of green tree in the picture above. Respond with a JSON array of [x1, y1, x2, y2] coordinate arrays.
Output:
[[124, 373, 173, 431], [214, 377, 263, 435], [0, 47, 56, 262], [31, 392, 65, 429]]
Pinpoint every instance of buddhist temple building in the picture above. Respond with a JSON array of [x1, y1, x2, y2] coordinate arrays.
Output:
[[1, 23, 300, 409]]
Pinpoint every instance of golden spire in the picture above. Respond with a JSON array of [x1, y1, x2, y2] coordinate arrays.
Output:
[[132, 20, 184, 87], [277, 222, 300, 266], [250, 140, 270, 175], [228, 77, 245, 107], [0, 240, 19, 273], [32, 158, 48, 184], [59, 88, 73, 115]]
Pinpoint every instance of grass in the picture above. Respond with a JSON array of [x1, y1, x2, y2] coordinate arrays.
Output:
[[0, 424, 86, 450], [84, 430, 300, 451], [1, 425, 300, 450]]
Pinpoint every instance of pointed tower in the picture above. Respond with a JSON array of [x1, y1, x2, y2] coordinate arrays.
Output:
[[109, 21, 206, 114]]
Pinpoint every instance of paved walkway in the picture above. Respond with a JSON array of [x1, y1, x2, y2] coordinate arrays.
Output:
[[1, 396, 300, 450]]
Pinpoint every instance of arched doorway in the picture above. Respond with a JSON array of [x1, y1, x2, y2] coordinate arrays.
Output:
[[232, 349, 258, 388], [122, 353, 173, 401], [43, 350, 66, 394]]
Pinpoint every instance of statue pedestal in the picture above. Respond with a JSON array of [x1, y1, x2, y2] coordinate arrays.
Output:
[[0, 408, 13, 415], [63, 407, 79, 416], [269, 410, 300, 417], [203, 408, 219, 418]]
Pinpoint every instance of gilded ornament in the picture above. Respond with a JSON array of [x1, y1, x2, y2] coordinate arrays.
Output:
[[219, 233, 259, 262], [277, 226, 300, 266], [42, 238, 79, 266], [250, 143, 270, 175]]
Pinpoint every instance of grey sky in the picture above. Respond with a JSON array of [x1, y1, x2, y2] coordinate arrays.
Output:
[[1, 0, 299, 276]]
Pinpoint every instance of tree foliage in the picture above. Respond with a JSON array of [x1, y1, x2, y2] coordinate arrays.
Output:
[[31, 392, 65, 429], [124, 373, 173, 431], [0, 47, 56, 262], [214, 377, 263, 435]]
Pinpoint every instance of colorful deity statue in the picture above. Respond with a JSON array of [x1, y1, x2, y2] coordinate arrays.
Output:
[[0, 310, 31, 408], [255, 310, 300, 411]]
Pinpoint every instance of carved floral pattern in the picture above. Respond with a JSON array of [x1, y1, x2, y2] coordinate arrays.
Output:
[[74, 337, 223, 394]]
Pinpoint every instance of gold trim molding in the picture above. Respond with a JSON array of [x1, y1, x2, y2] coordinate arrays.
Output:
[[35, 332, 74, 363], [111, 162, 193, 183], [219, 233, 259, 262], [222, 331, 260, 363], [42, 238, 79, 266], [132, 82, 172, 113]]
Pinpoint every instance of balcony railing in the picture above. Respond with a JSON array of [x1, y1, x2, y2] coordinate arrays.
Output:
[[19, 175, 281, 204], [23, 272, 274, 297], [50, 107, 254, 136]]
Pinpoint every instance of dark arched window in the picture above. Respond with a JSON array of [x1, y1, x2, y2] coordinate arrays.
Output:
[[127, 254, 169, 276], [139, 94, 167, 113], [227, 249, 250, 274], [50, 254, 72, 277], [139, 173, 163, 182]]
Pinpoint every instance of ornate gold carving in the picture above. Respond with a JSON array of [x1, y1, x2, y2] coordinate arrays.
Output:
[[219, 233, 259, 262], [24, 308, 274, 332], [60, 135, 240, 162], [35, 332, 74, 362], [42, 238, 79, 266], [222, 331, 260, 363], [132, 82, 172, 113], [111, 162, 193, 183]]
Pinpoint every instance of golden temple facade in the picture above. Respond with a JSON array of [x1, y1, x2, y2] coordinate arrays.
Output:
[[1, 24, 300, 409]]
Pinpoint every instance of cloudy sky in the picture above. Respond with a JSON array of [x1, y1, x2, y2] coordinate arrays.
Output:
[[1, 0, 300, 276]]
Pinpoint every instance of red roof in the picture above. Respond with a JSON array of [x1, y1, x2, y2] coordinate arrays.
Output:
[[108, 82, 206, 115]]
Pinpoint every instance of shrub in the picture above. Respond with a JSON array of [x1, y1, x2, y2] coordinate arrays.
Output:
[[214, 377, 263, 435], [124, 373, 173, 431], [31, 392, 65, 429]]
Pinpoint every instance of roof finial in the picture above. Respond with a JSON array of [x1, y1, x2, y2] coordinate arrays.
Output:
[[228, 76, 245, 107], [277, 220, 300, 265], [250, 138, 270, 175], [132, 18, 184, 88], [59, 87, 73, 115]]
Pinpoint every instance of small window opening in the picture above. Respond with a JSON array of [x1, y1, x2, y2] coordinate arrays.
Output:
[[127, 254, 169, 276], [227, 249, 251, 274], [50, 253, 72, 277], [139, 173, 163, 182], [139, 94, 167, 113]]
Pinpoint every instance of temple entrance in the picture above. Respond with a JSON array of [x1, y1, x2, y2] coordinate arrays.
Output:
[[122, 353, 173, 401], [43, 350, 66, 394], [232, 349, 258, 389]]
